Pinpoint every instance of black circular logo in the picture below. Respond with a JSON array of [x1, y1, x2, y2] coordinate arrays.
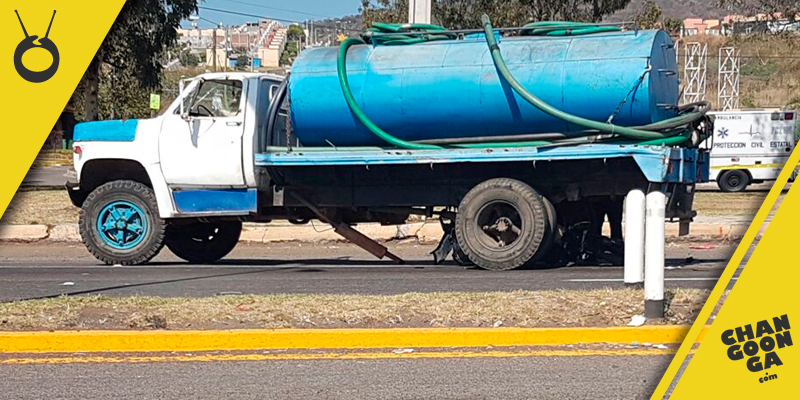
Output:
[[14, 10, 59, 83]]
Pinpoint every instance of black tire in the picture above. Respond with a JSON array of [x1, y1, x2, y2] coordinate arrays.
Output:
[[529, 196, 558, 265], [718, 170, 750, 192], [451, 235, 473, 266], [166, 220, 242, 264], [79, 180, 166, 265], [455, 178, 548, 271]]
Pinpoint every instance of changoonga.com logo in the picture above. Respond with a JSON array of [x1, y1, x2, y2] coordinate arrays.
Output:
[[13, 10, 60, 83], [722, 314, 793, 383]]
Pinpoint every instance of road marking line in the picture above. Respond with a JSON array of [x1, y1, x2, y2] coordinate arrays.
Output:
[[0, 348, 678, 365], [0, 326, 706, 354], [566, 278, 736, 282]]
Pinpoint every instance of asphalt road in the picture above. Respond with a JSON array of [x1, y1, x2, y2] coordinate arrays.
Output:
[[20, 165, 71, 189], [0, 241, 734, 302], [0, 352, 669, 400]]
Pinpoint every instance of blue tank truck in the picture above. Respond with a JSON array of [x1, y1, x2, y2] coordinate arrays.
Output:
[[66, 17, 711, 270]]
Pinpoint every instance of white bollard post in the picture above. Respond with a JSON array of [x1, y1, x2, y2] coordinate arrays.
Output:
[[644, 190, 666, 318], [624, 190, 646, 287]]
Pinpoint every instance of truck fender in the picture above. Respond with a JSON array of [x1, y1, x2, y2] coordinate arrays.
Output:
[[73, 158, 176, 219]]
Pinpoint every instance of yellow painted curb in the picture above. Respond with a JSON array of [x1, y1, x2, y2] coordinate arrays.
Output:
[[0, 349, 678, 365], [0, 326, 709, 353]]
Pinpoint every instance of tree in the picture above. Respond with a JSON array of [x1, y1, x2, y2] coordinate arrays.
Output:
[[237, 54, 251, 69], [360, 0, 632, 28], [280, 24, 306, 66], [361, 0, 407, 26], [82, 0, 198, 121], [662, 17, 683, 34], [178, 48, 201, 68], [635, 1, 661, 29]]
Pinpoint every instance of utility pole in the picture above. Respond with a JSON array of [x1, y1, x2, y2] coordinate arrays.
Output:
[[408, 0, 432, 24], [212, 27, 217, 72], [224, 25, 230, 72], [250, 31, 255, 72]]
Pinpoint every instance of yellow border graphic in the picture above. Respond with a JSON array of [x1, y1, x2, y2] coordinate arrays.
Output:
[[651, 144, 800, 398]]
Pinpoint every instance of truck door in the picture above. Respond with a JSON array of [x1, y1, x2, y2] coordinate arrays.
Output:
[[159, 78, 247, 187]]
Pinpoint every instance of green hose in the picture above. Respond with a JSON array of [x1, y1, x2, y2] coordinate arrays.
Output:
[[337, 37, 441, 150], [519, 21, 622, 36], [481, 15, 680, 141], [364, 22, 457, 45], [335, 18, 705, 150]]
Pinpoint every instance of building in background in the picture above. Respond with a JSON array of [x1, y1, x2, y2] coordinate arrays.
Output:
[[177, 20, 287, 69], [682, 13, 800, 36], [681, 18, 722, 36]]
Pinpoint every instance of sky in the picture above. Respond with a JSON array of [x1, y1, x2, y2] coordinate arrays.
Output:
[[190, 0, 361, 27]]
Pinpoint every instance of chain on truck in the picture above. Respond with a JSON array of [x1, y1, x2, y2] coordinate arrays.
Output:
[[65, 17, 712, 270]]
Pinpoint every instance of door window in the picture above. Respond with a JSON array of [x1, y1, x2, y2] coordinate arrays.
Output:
[[187, 80, 243, 118]]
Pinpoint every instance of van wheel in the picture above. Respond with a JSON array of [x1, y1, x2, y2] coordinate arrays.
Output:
[[718, 170, 750, 192], [166, 220, 242, 264], [79, 180, 166, 265], [455, 178, 549, 271]]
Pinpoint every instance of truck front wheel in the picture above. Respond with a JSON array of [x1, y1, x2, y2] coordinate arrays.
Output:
[[165, 220, 242, 264], [718, 170, 750, 192], [79, 180, 166, 265], [455, 178, 550, 271]]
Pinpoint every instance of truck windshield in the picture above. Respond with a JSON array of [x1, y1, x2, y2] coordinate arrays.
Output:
[[187, 79, 243, 118]]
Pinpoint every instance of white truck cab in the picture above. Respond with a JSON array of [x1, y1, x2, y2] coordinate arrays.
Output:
[[72, 73, 284, 216], [69, 73, 283, 265]]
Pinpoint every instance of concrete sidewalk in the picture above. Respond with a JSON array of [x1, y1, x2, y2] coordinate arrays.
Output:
[[0, 218, 752, 243]]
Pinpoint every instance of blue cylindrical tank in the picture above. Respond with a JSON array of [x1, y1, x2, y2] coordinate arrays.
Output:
[[288, 30, 678, 147]]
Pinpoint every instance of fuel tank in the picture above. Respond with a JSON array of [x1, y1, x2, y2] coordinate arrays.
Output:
[[288, 30, 679, 147]]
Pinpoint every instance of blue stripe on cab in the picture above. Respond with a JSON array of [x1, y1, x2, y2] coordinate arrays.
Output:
[[74, 120, 138, 142], [173, 189, 257, 213]]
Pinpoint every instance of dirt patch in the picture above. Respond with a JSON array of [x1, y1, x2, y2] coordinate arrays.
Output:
[[0, 289, 709, 331], [31, 150, 72, 169], [1, 190, 78, 225], [693, 192, 776, 217]]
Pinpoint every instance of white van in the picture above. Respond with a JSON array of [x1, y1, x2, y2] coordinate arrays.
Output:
[[707, 109, 796, 192]]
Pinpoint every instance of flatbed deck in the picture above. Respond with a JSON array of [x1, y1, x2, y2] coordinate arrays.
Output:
[[256, 144, 708, 183]]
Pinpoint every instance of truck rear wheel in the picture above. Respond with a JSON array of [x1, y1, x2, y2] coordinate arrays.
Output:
[[455, 178, 549, 271], [451, 235, 473, 266], [718, 170, 750, 192], [79, 180, 166, 265], [530, 196, 558, 265], [166, 220, 242, 264]]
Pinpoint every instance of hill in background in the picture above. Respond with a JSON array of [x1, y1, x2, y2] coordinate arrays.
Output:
[[607, 0, 741, 21], [326, 1, 744, 30]]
